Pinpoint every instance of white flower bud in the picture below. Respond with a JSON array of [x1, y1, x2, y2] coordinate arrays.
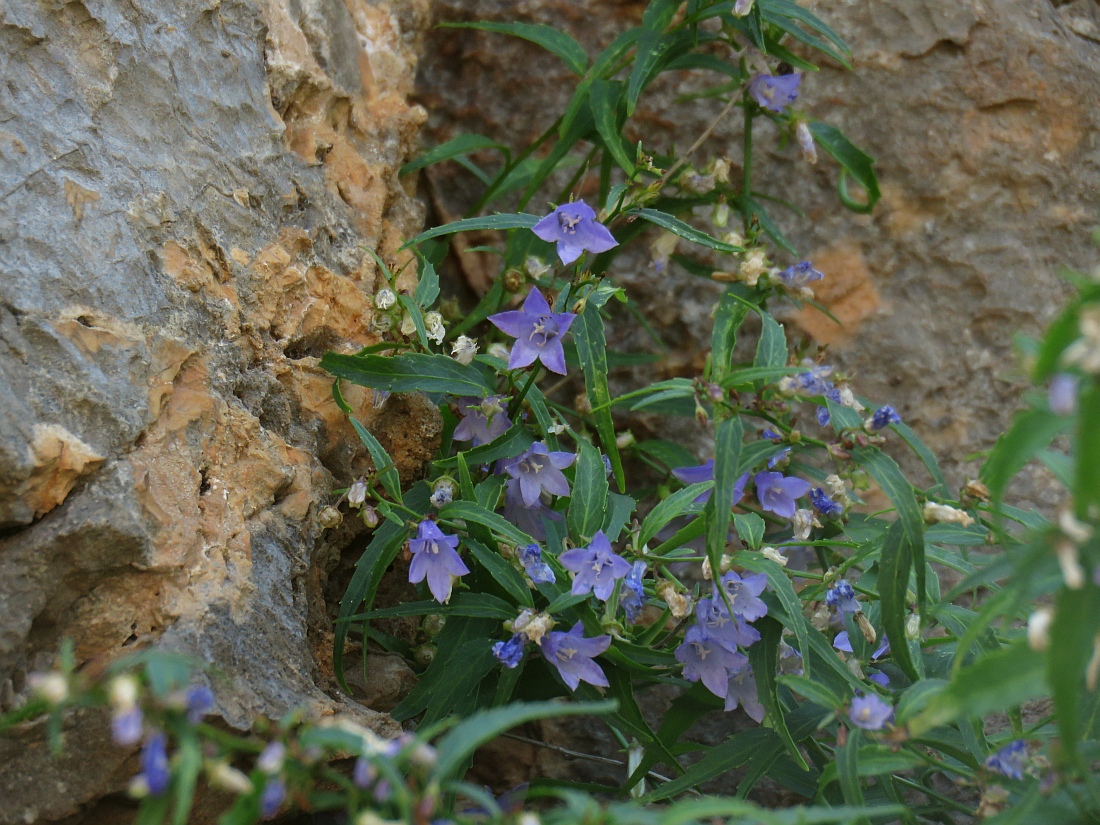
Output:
[[399, 312, 417, 338], [1087, 632, 1100, 691], [738, 248, 768, 287], [795, 122, 817, 164], [733, 0, 754, 15], [791, 509, 818, 541], [835, 386, 864, 412], [450, 335, 478, 365], [525, 257, 551, 279], [487, 342, 510, 361], [424, 311, 446, 345], [1058, 509, 1092, 544], [905, 613, 922, 641], [1055, 539, 1086, 589], [207, 761, 254, 794], [347, 479, 367, 509], [28, 672, 69, 706], [1027, 607, 1053, 652], [712, 158, 731, 184], [922, 502, 975, 528], [854, 611, 878, 645], [109, 675, 140, 712], [257, 742, 286, 774], [374, 288, 397, 310], [761, 546, 788, 566], [712, 202, 730, 228], [360, 505, 380, 529], [318, 505, 343, 529], [824, 474, 851, 505], [722, 230, 745, 248]]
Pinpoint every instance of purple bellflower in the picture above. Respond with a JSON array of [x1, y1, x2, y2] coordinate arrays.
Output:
[[767, 447, 791, 469], [868, 405, 902, 431], [810, 487, 844, 519], [260, 777, 287, 820], [489, 288, 577, 375], [453, 396, 511, 446], [868, 671, 890, 688], [834, 630, 890, 660], [755, 471, 811, 519], [532, 201, 618, 265], [503, 479, 562, 540], [816, 406, 831, 427], [620, 561, 647, 623], [540, 622, 611, 690], [671, 461, 749, 505], [503, 442, 575, 507], [718, 570, 770, 621], [776, 261, 824, 288], [825, 580, 861, 613], [695, 596, 761, 651], [762, 428, 782, 441], [140, 732, 171, 796], [112, 706, 144, 746], [1049, 373, 1079, 415], [676, 625, 747, 698], [353, 757, 376, 789], [560, 530, 632, 601], [408, 520, 469, 604], [725, 663, 766, 722], [986, 740, 1028, 780], [778, 641, 804, 676], [517, 543, 555, 584], [849, 693, 894, 730], [184, 684, 215, 724], [748, 73, 801, 113], [492, 635, 526, 669]]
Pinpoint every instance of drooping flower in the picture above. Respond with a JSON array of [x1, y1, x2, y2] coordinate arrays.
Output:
[[848, 693, 894, 730], [492, 635, 526, 669], [717, 571, 769, 621], [676, 625, 747, 698], [747, 73, 801, 113], [260, 777, 287, 820], [489, 288, 577, 375], [754, 471, 811, 519], [865, 405, 902, 431], [540, 622, 611, 690], [695, 597, 761, 651], [620, 561, 647, 623], [795, 121, 817, 164], [184, 684, 215, 724], [671, 461, 749, 505], [1049, 373, 1079, 415], [833, 630, 890, 660], [725, 663, 766, 722], [825, 580, 861, 613], [347, 479, 368, 508], [531, 201, 619, 265], [502, 479, 563, 541], [985, 740, 1028, 781], [453, 396, 511, 446], [767, 447, 791, 469], [778, 364, 835, 397], [810, 487, 844, 519], [140, 732, 171, 796], [776, 261, 824, 288], [517, 543, 556, 584], [503, 442, 576, 507], [560, 531, 632, 601], [408, 520, 469, 604], [762, 428, 782, 441]]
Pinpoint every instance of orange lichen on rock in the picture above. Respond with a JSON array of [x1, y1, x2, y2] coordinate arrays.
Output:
[[16, 424, 105, 520], [791, 240, 882, 346]]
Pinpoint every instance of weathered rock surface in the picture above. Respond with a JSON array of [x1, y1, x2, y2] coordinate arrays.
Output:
[[416, 0, 1100, 509], [0, 0, 432, 819]]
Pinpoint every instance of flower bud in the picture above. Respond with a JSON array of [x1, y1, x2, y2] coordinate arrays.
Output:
[[109, 675, 140, 712], [360, 505, 380, 529], [1087, 632, 1100, 691], [399, 311, 416, 338], [347, 479, 367, 509], [413, 644, 436, 667], [430, 478, 457, 509], [1055, 539, 1086, 589], [374, 288, 396, 310], [1027, 608, 1052, 651], [27, 672, 69, 706], [524, 257, 551, 279], [712, 157, 731, 183], [905, 613, 922, 641], [738, 248, 768, 287], [372, 313, 394, 332], [450, 335, 478, 365], [257, 742, 286, 774], [502, 268, 525, 292], [574, 393, 592, 414], [922, 502, 975, 527], [963, 479, 990, 503], [761, 546, 788, 566], [208, 761, 254, 795], [713, 201, 730, 228], [615, 431, 635, 449], [795, 121, 817, 164], [318, 506, 343, 529], [733, 0, 753, 15], [487, 342, 510, 361], [854, 612, 878, 645]]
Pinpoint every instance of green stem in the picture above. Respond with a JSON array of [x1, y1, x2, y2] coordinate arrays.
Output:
[[742, 98, 754, 234], [508, 368, 542, 419]]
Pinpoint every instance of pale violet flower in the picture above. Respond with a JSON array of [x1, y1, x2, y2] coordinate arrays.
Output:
[[849, 693, 894, 730], [517, 543, 556, 584], [560, 530, 631, 601], [695, 596, 761, 651], [825, 579, 861, 613], [374, 288, 396, 310], [502, 442, 575, 506], [260, 777, 286, 820], [453, 396, 511, 446], [985, 740, 1028, 781], [834, 630, 890, 661], [717, 571, 769, 621], [138, 733, 171, 796], [408, 520, 469, 604], [725, 663, 765, 722], [540, 622, 611, 690], [531, 201, 618, 265], [776, 261, 823, 288], [676, 625, 747, 698], [755, 472, 811, 519], [748, 73, 801, 113], [620, 561, 647, 623], [671, 461, 749, 506], [489, 288, 577, 375], [502, 479, 563, 541]]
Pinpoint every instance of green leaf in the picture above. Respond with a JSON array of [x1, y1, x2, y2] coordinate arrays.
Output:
[[808, 122, 880, 213], [925, 522, 989, 546], [589, 79, 635, 174], [628, 207, 743, 253], [1048, 584, 1100, 767], [877, 520, 919, 681], [627, 30, 670, 115], [392, 618, 497, 722], [444, 21, 588, 76], [644, 728, 777, 801], [170, 732, 202, 825], [642, 0, 681, 30], [639, 482, 711, 548], [1076, 384, 1100, 517], [709, 288, 752, 386], [705, 417, 743, 565], [731, 512, 765, 549], [981, 407, 1069, 505], [892, 421, 950, 496], [776, 675, 842, 710], [836, 728, 867, 817], [743, 196, 798, 255], [348, 593, 515, 622], [322, 352, 494, 398], [439, 500, 535, 549], [568, 442, 611, 542], [908, 641, 1047, 736], [894, 678, 949, 725], [464, 537, 535, 608], [819, 744, 925, 787], [414, 256, 440, 308], [748, 616, 809, 770], [754, 311, 787, 369], [348, 418, 402, 502], [760, 6, 851, 69], [404, 213, 540, 248], [602, 492, 636, 542], [400, 133, 506, 177], [573, 304, 625, 491]]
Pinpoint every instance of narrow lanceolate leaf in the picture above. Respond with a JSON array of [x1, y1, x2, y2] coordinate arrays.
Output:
[[754, 311, 787, 369], [776, 675, 842, 711], [1048, 585, 1100, 768], [732, 512, 765, 549], [748, 616, 809, 770], [1076, 384, 1100, 517], [807, 122, 880, 214], [321, 352, 494, 398], [463, 537, 534, 608], [628, 208, 743, 253], [705, 417, 743, 566], [981, 407, 1069, 505], [627, 29, 672, 115], [404, 213, 540, 248], [892, 421, 949, 496], [709, 288, 752, 386], [877, 520, 919, 680], [589, 79, 635, 175], [568, 441, 610, 542], [348, 418, 402, 502], [438, 500, 535, 549], [639, 482, 712, 548], [836, 728, 868, 820], [574, 304, 625, 491], [443, 22, 589, 76], [400, 133, 505, 177]]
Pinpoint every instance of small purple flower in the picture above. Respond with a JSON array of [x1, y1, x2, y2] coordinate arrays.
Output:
[[540, 622, 611, 690], [695, 597, 761, 651], [184, 684, 215, 724], [621, 561, 647, 623], [767, 447, 791, 469], [518, 543, 556, 584], [810, 487, 844, 519], [762, 428, 781, 441], [868, 405, 902, 431], [502, 442, 575, 507], [833, 630, 889, 660], [353, 757, 376, 788], [112, 707, 144, 746], [816, 406, 831, 427], [531, 201, 619, 265], [747, 73, 801, 114], [489, 288, 577, 375], [257, 742, 286, 774], [1049, 373, 1078, 415], [725, 663, 766, 722], [718, 570, 769, 621], [502, 479, 563, 540], [493, 635, 526, 669], [260, 777, 286, 820], [778, 641, 803, 676], [825, 580, 861, 614], [560, 530, 632, 601], [140, 732, 171, 796], [776, 261, 824, 288], [671, 461, 749, 506], [849, 693, 893, 730], [754, 472, 811, 519], [986, 740, 1028, 781], [793, 365, 834, 396], [868, 671, 890, 688], [453, 396, 512, 446], [676, 625, 747, 698], [408, 520, 469, 604]]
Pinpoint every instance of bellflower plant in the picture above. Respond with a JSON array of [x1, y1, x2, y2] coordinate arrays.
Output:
[[408, 520, 469, 604], [560, 530, 632, 601], [531, 201, 618, 264], [489, 288, 576, 374], [675, 625, 748, 698], [747, 72, 801, 113], [725, 664, 766, 722], [672, 461, 748, 504], [452, 396, 511, 445], [849, 694, 894, 731], [539, 623, 611, 690], [754, 471, 812, 518], [502, 442, 575, 506]]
